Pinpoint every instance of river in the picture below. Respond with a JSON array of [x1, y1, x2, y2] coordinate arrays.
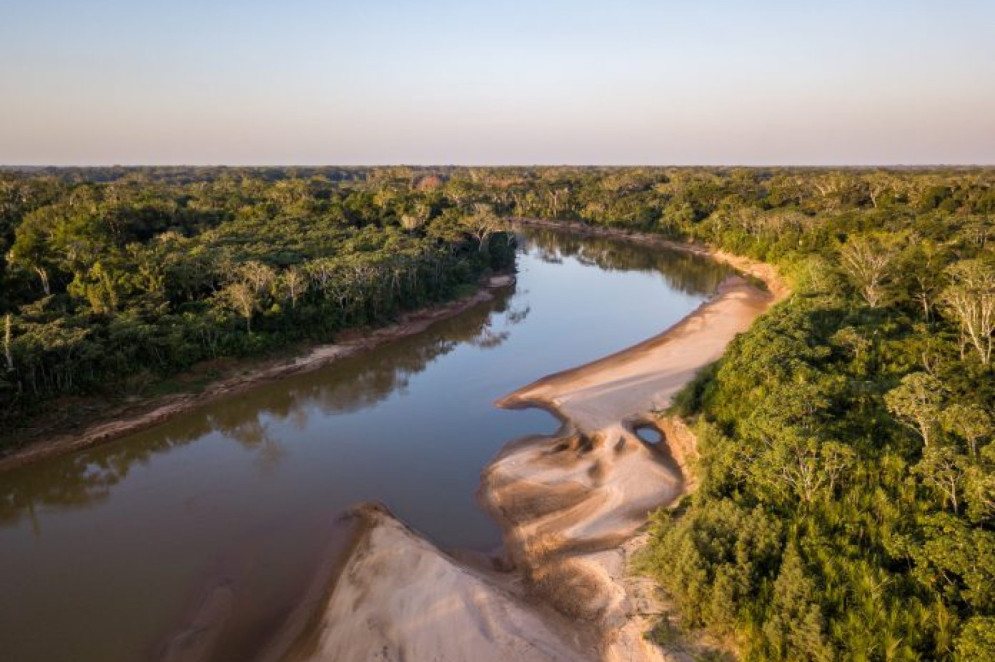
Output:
[[0, 227, 733, 661]]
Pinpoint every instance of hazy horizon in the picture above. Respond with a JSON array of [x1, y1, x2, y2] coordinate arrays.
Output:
[[3, 0, 994, 166], [5, 163, 995, 169]]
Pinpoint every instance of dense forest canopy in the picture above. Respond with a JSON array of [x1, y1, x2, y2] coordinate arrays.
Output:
[[0, 167, 516, 433], [1, 165, 993, 660]]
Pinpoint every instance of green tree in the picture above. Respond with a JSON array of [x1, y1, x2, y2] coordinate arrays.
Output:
[[941, 259, 994, 364], [916, 446, 967, 513], [280, 266, 308, 308], [463, 203, 502, 254], [9, 207, 56, 295], [956, 617, 995, 661], [762, 546, 832, 661], [839, 235, 896, 307], [885, 372, 947, 448], [944, 404, 993, 459]]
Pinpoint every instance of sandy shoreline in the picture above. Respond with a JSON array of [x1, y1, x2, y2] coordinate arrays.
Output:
[[0, 275, 515, 473], [285, 503, 598, 661], [273, 223, 788, 662]]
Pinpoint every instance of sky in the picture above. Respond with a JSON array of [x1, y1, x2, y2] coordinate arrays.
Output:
[[1, 0, 993, 165]]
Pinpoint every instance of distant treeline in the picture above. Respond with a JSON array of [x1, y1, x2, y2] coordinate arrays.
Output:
[[1, 165, 993, 659]]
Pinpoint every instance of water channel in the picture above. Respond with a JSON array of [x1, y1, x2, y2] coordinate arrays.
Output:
[[0, 227, 734, 661]]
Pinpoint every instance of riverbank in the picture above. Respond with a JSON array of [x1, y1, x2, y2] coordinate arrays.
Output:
[[0, 275, 515, 473], [280, 223, 788, 661]]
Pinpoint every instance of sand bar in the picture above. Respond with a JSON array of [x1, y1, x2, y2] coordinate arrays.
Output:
[[285, 223, 787, 662]]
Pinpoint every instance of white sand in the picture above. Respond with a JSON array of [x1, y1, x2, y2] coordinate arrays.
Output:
[[294, 505, 595, 662]]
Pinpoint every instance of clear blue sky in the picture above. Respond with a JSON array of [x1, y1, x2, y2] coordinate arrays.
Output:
[[2, 0, 993, 165]]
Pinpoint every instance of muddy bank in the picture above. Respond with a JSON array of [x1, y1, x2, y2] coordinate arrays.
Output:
[[284, 229, 787, 661], [0, 276, 515, 473]]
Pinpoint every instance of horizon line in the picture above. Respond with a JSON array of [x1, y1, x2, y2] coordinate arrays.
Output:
[[3, 163, 994, 170]]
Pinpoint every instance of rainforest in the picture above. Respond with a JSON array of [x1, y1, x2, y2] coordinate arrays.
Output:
[[1, 166, 993, 661]]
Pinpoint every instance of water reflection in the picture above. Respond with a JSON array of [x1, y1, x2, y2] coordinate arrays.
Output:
[[0, 290, 519, 528], [520, 226, 730, 296]]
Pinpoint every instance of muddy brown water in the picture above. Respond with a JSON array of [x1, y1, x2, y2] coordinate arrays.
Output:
[[0, 228, 733, 661]]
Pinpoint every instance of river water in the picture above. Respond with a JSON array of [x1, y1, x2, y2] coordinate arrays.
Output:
[[0, 228, 733, 661]]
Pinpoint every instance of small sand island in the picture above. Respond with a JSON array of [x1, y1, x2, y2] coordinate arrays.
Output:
[[261, 225, 789, 662]]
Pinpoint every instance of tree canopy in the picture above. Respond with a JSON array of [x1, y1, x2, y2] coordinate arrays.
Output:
[[1, 164, 992, 660]]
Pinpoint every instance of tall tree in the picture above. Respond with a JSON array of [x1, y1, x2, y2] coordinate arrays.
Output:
[[839, 236, 896, 308], [941, 259, 994, 364], [885, 372, 947, 448]]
